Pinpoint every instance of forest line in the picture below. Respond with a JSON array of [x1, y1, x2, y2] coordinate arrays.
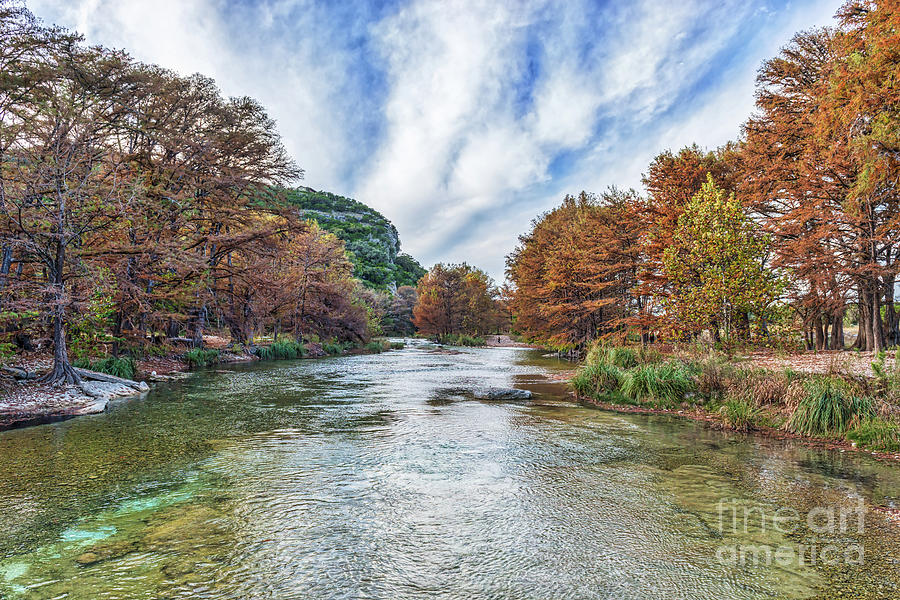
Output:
[[495, 0, 899, 354], [1, 0, 899, 392]]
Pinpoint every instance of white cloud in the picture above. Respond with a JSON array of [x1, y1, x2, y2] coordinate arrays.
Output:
[[26, 0, 844, 280]]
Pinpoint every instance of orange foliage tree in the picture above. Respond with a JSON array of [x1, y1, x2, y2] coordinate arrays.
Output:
[[506, 190, 643, 350], [413, 263, 498, 338]]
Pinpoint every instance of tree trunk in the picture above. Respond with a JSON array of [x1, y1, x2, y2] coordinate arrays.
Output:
[[40, 305, 81, 385], [856, 294, 870, 350], [191, 304, 207, 348], [830, 313, 844, 350], [0, 244, 11, 313], [814, 315, 825, 351], [871, 285, 885, 353], [0, 244, 11, 289], [40, 239, 80, 386], [884, 274, 898, 347]]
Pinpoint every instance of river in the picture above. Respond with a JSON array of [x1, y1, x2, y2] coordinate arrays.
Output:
[[0, 340, 897, 599]]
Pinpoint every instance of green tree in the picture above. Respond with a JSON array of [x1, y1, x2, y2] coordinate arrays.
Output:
[[662, 175, 783, 344]]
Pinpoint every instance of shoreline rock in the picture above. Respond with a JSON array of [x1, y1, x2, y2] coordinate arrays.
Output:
[[0, 368, 150, 431], [472, 387, 533, 401]]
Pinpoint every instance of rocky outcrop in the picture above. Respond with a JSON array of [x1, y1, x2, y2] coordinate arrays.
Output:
[[0, 367, 150, 430], [472, 387, 533, 401], [430, 386, 534, 404]]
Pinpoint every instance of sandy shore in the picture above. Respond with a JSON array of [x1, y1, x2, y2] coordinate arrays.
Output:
[[484, 334, 537, 348]]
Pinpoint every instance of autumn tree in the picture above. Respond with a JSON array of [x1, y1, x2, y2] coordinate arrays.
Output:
[[816, 0, 900, 349], [741, 4, 900, 351], [384, 285, 417, 336], [0, 24, 139, 383], [0, 3, 381, 389], [413, 263, 497, 338], [740, 28, 857, 350], [506, 189, 643, 350]]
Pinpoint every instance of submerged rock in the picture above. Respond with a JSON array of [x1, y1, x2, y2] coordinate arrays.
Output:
[[471, 387, 533, 402]]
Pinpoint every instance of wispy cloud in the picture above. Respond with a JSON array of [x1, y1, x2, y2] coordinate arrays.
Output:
[[28, 0, 843, 280]]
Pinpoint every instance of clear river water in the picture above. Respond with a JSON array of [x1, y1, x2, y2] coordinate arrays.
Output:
[[0, 340, 898, 599]]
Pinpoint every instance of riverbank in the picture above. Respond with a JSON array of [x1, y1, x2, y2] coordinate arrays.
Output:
[[579, 395, 900, 462], [571, 345, 900, 464], [0, 337, 403, 431], [484, 334, 537, 348]]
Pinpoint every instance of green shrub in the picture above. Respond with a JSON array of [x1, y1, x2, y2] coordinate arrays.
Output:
[[720, 396, 759, 432], [572, 362, 623, 398], [266, 340, 307, 360], [635, 345, 664, 365], [872, 350, 900, 395], [184, 348, 220, 369], [0, 342, 15, 366], [786, 378, 874, 437], [322, 340, 352, 355], [72, 356, 136, 380], [256, 345, 274, 361], [389, 341, 405, 350], [694, 357, 736, 401], [366, 340, 388, 354], [847, 417, 900, 453], [620, 362, 695, 407]]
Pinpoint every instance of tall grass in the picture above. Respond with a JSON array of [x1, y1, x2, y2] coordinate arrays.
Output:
[[871, 350, 900, 397], [572, 362, 623, 398], [366, 340, 390, 354], [322, 340, 352, 355], [256, 340, 307, 361], [786, 377, 874, 437], [693, 356, 736, 402], [585, 344, 637, 369], [72, 356, 136, 380], [846, 417, 900, 453], [720, 396, 759, 432], [184, 348, 220, 369], [620, 362, 695, 407]]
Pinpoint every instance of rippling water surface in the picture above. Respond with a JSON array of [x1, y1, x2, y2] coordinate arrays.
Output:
[[0, 340, 898, 599]]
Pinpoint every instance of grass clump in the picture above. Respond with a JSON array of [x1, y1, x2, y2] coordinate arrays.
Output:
[[366, 340, 390, 354], [585, 344, 637, 370], [720, 396, 759, 432], [846, 417, 900, 453], [184, 348, 220, 369], [273, 340, 306, 359], [572, 362, 623, 398], [620, 362, 695, 407], [322, 340, 352, 355], [786, 377, 874, 437], [872, 350, 900, 399], [72, 356, 136, 380], [389, 341, 405, 350], [694, 356, 736, 402]]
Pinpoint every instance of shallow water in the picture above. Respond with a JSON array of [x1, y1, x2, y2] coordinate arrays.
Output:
[[0, 340, 898, 599]]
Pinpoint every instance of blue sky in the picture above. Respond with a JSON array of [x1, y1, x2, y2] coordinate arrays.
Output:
[[29, 0, 843, 281]]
